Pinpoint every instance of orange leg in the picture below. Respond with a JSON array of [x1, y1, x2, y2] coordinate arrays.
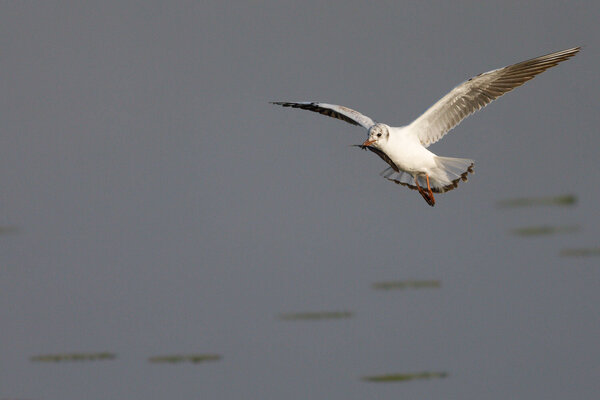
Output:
[[414, 175, 435, 207], [425, 174, 435, 206]]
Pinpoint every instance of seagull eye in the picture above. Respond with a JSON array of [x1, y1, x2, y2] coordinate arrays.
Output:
[[377, 133, 382, 137]]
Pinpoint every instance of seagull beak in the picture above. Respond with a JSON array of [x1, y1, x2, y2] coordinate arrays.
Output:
[[361, 138, 376, 148]]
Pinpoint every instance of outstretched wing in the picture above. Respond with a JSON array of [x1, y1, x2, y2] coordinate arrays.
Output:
[[271, 101, 376, 129], [408, 47, 580, 147]]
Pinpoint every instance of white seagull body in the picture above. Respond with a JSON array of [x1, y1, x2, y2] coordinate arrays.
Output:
[[272, 47, 580, 206]]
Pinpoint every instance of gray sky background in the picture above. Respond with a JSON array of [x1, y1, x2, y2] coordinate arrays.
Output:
[[1, 1, 599, 399]]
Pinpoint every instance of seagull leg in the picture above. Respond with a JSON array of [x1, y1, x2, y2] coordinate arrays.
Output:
[[414, 175, 435, 207], [425, 174, 436, 206]]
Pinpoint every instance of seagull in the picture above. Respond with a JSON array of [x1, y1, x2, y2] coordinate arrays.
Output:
[[272, 47, 580, 206]]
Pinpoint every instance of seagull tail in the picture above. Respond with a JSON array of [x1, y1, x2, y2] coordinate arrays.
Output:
[[430, 156, 475, 192], [381, 157, 474, 193]]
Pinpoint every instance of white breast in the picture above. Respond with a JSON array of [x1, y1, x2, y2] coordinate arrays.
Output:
[[383, 127, 438, 174]]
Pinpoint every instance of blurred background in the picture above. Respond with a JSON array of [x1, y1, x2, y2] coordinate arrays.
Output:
[[1, 1, 598, 399]]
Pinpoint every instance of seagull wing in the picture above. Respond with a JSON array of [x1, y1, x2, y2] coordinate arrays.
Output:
[[271, 102, 376, 129], [408, 47, 580, 147]]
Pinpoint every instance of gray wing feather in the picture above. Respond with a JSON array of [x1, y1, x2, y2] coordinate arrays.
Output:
[[271, 101, 375, 129], [409, 47, 580, 147]]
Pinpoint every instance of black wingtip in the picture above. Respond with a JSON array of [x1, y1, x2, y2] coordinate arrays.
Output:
[[270, 101, 293, 107]]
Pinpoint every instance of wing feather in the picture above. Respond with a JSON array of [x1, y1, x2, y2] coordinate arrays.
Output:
[[409, 47, 580, 147], [271, 101, 375, 129]]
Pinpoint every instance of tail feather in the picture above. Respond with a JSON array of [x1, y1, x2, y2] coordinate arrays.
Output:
[[382, 157, 474, 193], [432, 156, 474, 192]]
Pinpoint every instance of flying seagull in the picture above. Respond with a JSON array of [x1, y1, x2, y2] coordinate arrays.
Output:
[[272, 47, 580, 206]]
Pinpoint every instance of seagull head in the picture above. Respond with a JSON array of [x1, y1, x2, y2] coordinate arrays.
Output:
[[361, 123, 390, 149]]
